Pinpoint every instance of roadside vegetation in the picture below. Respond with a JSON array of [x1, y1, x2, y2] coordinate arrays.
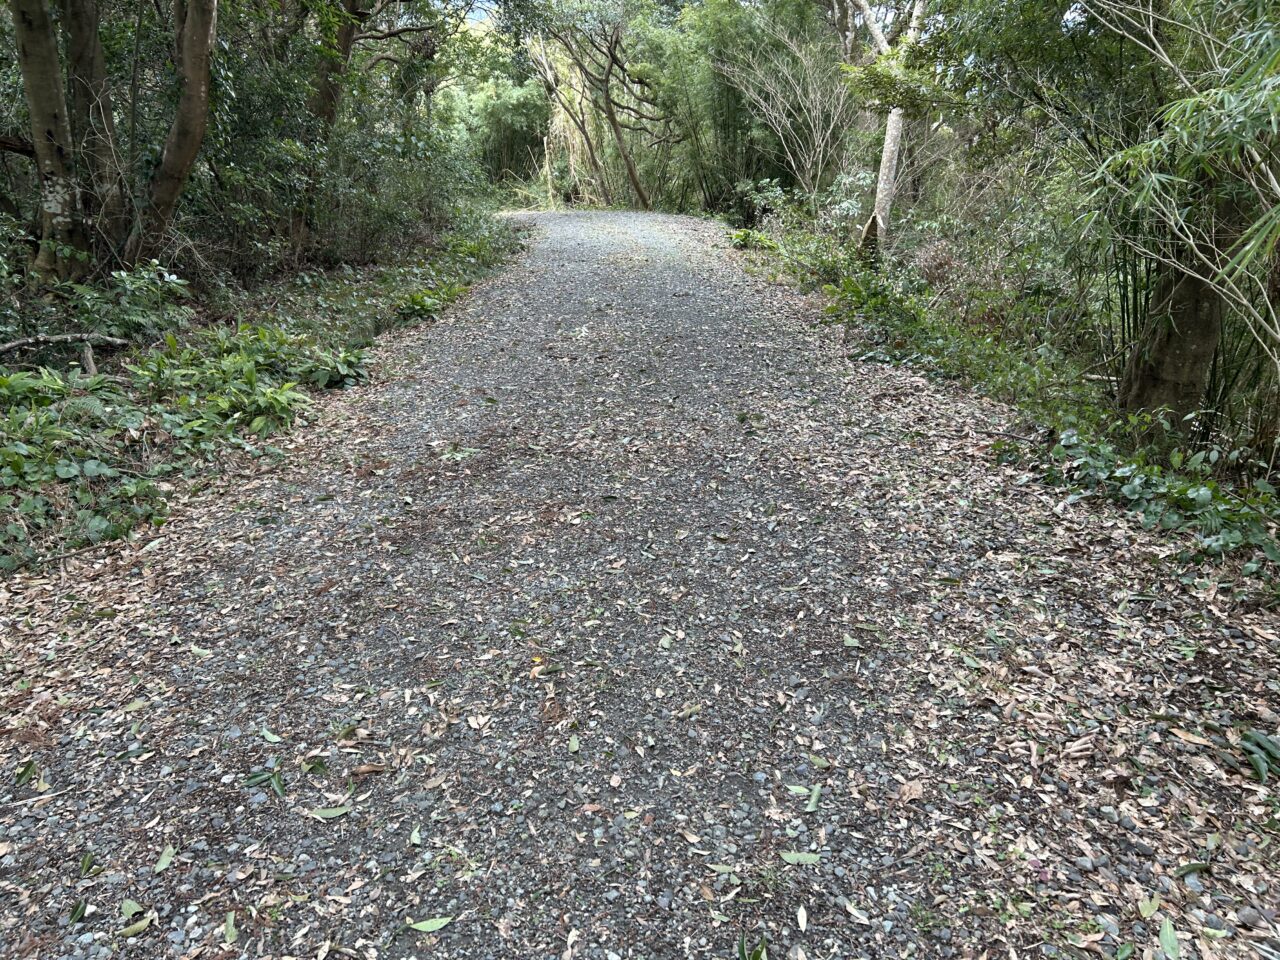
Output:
[[1, 0, 523, 568]]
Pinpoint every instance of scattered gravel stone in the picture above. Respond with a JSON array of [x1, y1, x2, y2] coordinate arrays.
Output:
[[1, 212, 1275, 959]]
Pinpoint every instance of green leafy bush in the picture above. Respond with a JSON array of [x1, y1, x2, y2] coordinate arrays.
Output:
[[730, 228, 778, 251], [1, 328, 362, 567], [63, 261, 194, 340], [1052, 427, 1280, 567]]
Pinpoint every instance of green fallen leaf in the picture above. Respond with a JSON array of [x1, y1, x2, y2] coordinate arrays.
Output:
[[1159, 918, 1180, 959], [410, 824, 422, 846], [780, 850, 821, 865], [407, 916, 453, 932], [568, 735, 580, 753], [1116, 945, 1134, 960], [785, 784, 809, 796], [1138, 893, 1160, 919], [224, 911, 238, 944], [69, 900, 87, 925], [261, 728, 282, 743], [308, 805, 352, 820], [805, 785, 821, 812], [118, 914, 152, 937], [1174, 861, 1209, 878], [121, 899, 143, 920], [123, 698, 148, 713], [154, 844, 175, 874]]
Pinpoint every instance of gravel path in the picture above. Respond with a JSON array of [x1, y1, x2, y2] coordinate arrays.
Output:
[[3, 212, 1277, 960]]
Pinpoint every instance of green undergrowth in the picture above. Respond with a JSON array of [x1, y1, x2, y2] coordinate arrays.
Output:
[[0, 216, 517, 570], [732, 226, 1280, 586]]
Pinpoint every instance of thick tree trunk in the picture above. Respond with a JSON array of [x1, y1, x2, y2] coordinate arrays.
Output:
[[1119, 265, 1223, 424], [60, 0, 129, 249], [9, 0, 89, 279], [125, 0, 218, 263]]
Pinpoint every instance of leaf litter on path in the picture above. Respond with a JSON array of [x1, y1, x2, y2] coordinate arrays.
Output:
[[1, 211, 1276, 959]]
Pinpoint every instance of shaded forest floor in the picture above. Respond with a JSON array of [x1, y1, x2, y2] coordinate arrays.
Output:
[[2, 212, 1277, 960]]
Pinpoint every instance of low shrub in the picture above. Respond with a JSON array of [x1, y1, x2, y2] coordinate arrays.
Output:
[[1, 217, 516, 569], [1052, 426, 1280, 568]]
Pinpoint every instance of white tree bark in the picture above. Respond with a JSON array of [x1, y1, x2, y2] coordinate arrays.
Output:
[[853, 0, 925, 254]]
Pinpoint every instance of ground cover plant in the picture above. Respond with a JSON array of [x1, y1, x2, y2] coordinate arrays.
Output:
[[1, 219, 516, 568]]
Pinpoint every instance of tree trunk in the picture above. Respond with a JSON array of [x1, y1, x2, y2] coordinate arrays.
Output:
[[60, 0, 129, 250], [9, 0, 89, 280], [865, 106, 906, 243], [599, 81, 649, 210], [1119, 265, 1223, 424], [855, 0, 924, 258], [561, 94, 613, 206], [308, 0, 363, 129], [125, 0, 218, 263]]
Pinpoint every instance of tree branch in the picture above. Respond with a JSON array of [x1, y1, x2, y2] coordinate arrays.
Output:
[[0, 134, 36, 158], [0, 333, 130, 355]]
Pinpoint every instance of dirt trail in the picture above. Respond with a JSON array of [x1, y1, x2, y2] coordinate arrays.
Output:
[[2, 212, 1276, 960]]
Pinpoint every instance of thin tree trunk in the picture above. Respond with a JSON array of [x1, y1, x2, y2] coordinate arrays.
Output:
[[308, 0, 363, 129], [125, 0, 218, 263], [532, 43, 614, 206], [864, 105, 906, 246], [599, 78, 649, 210], [561, 93, 613, 206], [9, 0, 89, 279], [60, 0, 129, 250], [855, 0, 924, 258]]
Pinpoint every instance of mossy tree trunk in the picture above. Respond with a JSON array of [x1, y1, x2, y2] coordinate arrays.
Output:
[[10, 0, 90, 280]]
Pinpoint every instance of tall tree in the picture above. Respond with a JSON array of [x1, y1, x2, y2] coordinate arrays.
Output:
[[125, 0, 219, 263], [9, 0, 89, 279], [852, 0, 925, 256], [60, 0, 129, 249]]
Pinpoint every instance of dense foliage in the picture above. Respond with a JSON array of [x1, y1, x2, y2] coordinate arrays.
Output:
[[1, 0, 524, 565]]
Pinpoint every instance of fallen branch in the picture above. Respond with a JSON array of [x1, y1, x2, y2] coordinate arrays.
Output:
[[0, 134, 35, 158], [0, 332, 130, 355]]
